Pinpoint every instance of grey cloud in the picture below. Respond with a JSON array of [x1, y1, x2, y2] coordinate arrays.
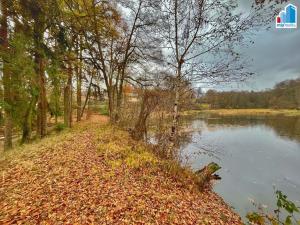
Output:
[[213, 0, 300, 91]]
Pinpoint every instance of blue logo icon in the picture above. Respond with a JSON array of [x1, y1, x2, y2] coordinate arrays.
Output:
[[276, 4, 297, 29]]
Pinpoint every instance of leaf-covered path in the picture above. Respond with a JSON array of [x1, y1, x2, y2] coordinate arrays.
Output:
[[0, 116, 242, 224]]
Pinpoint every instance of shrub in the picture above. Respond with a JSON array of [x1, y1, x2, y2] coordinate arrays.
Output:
[[55, 123, 66, 132], [246, 190, 300, 225], [99, 104, 109, 116]]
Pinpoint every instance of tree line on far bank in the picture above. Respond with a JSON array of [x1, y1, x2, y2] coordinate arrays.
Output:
[[200, 78, 300, 110]]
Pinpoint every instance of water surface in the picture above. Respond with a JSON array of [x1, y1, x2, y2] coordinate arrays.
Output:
[[180, 115, 300, 218]]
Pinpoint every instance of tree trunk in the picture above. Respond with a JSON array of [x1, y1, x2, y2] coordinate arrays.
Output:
[[108, 87, 114, 121], [80, 70, 94, 118], [170, 64, 182, 141], [34, 19, 47, 138], [76, 37, 82, 122], [132, 96, 148, 141], [55, 99, 58, 124], [36, 57, 47, 138], [115, 77, 124, 122], [195, 162, 221, 191], [167, 63, 182, 157], [76, 72, 82, 122], [1, 0, 13, 150], [171, 82, 179, 139], [132, 91, 159, 141], [21, 97, 37, 144], [64, 64, 72, 128]]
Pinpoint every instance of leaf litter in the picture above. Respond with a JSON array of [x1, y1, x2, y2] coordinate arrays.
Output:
[[0, 116, 242, 224]]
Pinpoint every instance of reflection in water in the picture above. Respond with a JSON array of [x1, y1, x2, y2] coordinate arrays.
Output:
[[205, 115, 300, 143], [180, 115, 300, 219]]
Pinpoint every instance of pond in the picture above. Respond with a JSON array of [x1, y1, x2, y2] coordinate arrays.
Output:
[[180, 114, 300, 219]]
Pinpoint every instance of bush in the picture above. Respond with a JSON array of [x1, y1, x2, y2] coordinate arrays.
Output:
[[55, 123, 66, 132], [246, 190, 300, 225], [99, 104, 109, 116]]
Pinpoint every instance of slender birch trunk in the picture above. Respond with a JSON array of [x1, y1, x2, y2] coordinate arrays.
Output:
[[170, 63, 182, 141]]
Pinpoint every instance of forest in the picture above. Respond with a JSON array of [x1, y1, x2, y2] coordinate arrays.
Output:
[[1, 0, 300, 224], [200, 78, 300, 109]]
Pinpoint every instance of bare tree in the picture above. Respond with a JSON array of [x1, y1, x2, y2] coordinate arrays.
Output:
[[159, 0, 274, 141], [63, 0, 161, 122], [113, 0, 162, 122], [132, 89, 160, 141]]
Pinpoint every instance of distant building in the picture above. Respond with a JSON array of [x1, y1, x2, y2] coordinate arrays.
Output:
[[123, 85, 139, 103]]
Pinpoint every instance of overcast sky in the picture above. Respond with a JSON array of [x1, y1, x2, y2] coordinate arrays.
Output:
[[212, 0, 300, 91]]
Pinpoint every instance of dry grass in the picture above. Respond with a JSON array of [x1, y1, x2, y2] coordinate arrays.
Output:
[[184, 109, 300, 117]]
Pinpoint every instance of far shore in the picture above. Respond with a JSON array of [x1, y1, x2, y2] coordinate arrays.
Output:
[[183, 109, 300, 117]]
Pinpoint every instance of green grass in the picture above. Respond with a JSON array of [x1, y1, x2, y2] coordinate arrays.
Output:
[[54, 122, 67, 132], [99, 104, 109, 116]]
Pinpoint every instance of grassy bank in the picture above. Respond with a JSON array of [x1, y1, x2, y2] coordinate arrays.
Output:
[[0, 115, 241, 224], [184, 109, 300, 117]]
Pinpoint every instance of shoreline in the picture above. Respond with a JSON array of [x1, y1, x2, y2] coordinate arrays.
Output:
[[0, 115, 242, 224], [183, 109, 300, 117]]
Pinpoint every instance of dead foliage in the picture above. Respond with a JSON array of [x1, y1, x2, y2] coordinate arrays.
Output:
[[0, 118, 242, 224]]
